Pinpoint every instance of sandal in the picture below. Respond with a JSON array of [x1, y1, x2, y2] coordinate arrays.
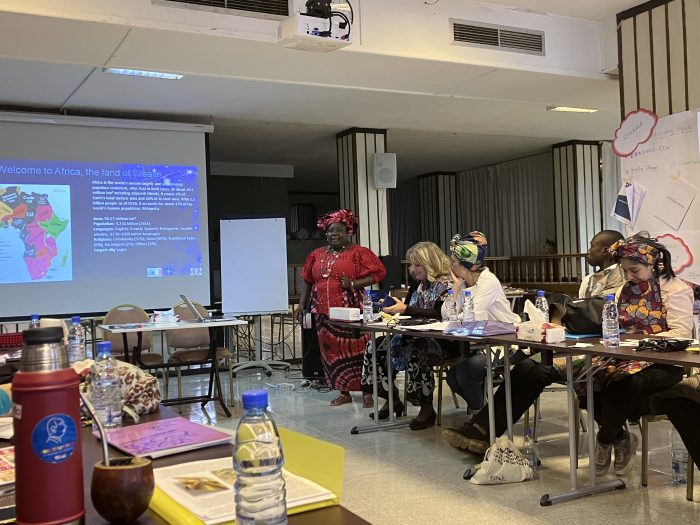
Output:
[[362, 393, 374, 408], [330, 393, 352, 406]]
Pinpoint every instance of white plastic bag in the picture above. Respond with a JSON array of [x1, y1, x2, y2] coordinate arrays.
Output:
[[470, 435, 534, 485]]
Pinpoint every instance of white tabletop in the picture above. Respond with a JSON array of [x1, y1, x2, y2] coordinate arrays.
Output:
[[98, 318, 247, 333]]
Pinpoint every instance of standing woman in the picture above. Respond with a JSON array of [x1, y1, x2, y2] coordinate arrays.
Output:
[[296, 209, 386, 407]]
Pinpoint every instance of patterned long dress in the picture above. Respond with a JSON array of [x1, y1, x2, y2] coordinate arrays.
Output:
[[301, 244, 386, 391], [360, 277, 451, 403]]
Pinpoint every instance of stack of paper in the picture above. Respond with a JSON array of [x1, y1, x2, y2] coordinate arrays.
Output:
[[154, 458, 335, 525]]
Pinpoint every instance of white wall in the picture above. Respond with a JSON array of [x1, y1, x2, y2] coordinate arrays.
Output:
[[2, 0, 609, 78]]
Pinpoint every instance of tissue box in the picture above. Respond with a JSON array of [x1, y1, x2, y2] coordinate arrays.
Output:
[[545, 326, 566, 343], [329, 307, 361, 321], [517, 321, 545, 342]]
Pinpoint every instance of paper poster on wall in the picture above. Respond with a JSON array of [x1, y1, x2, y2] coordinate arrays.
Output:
[[611, 181, 646, 227], [651, 177, 697, 230], [619, 109, 700, 285]]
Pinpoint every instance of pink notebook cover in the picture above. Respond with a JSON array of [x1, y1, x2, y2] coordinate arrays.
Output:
[[100, 417, 232, 458]]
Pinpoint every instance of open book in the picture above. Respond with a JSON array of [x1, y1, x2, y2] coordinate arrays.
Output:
[[97, 417, 232, 458], [154, 458, 335, 525]]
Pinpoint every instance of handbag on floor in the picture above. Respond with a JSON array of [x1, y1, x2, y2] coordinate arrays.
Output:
[[470, 435, 534, 485]]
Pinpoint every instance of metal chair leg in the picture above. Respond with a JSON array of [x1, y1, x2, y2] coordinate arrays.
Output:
[[641, 416, 649, 487], [163, 367, 169, 401], [533, 396, 540, 442], [687, 453, 694, 501], [524, 407, 530, 434], [177, 367, 183, 415], [437, 365, 444, 426], [227, 356, 235, 407]]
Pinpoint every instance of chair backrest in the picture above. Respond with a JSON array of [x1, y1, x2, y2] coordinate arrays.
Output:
[[167, 302, 210, 349], [39, 318, 69, 342], [101, 304, 152, 355]]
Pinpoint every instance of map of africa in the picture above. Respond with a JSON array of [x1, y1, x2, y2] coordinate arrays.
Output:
[[0, 185, 72, 282]]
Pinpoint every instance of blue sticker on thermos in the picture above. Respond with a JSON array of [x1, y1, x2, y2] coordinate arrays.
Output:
[[31, 414, 77, 464]]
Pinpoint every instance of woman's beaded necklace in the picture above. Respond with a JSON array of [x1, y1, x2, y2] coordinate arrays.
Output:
[[321, 244, 346, 278]]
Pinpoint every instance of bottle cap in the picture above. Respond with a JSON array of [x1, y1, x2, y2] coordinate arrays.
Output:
[[30, 314, 39, 320], [448, 289, 454, 295], [537, 290, 545, 297], [71, 315, 81, 324], [464, 290, 472, 297], [96, 341, 112, 355], [242, 389, 269, 409], [605, 294, 615, 301]]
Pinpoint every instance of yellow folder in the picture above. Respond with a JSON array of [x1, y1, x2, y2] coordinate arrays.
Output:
[[148, 427, 344, 524]]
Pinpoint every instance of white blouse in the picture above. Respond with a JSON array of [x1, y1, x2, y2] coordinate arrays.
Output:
[[441, 268, 520, 323]]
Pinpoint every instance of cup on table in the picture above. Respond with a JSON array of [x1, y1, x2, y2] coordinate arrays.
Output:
[[91, 456, 154, 524]]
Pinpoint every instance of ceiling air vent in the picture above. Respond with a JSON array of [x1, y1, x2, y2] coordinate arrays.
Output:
[[153, 0, 290, 20], [450, 19, 545, 56]]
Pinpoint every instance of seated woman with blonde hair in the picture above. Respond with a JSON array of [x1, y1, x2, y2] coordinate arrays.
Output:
[[361, 241, 453, 430]]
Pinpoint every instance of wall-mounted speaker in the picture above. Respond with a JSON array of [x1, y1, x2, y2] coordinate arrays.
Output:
[[373, 153, 397, 189]]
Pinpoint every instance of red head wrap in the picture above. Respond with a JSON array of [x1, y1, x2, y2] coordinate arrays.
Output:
[[316, 209, 358, 235]]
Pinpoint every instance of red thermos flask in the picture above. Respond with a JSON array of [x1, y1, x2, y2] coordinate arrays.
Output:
[[12, 326, 84, 525]]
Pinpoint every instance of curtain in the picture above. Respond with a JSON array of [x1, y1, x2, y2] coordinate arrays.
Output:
[[601, 141, 626, 234], [388, 179, 420, 257], [456, 153, 555, 256]]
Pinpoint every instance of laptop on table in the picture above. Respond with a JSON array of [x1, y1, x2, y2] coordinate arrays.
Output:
[[179, 295, 232, 323]]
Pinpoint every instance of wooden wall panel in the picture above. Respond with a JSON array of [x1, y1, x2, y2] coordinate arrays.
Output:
[[619, 0, 698, 117], [686, 0, 700, 109], [651, 6, 670, 115]]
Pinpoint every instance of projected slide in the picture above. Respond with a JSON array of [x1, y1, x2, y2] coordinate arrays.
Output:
[[0, 184, 71, 282], [0, 159, 204, 286]]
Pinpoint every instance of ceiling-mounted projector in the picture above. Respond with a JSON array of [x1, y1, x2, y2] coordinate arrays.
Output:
[[279, 13, 351, 52]]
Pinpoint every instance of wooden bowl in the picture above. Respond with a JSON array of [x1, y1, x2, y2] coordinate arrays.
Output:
[[91, 457, 154, 524]]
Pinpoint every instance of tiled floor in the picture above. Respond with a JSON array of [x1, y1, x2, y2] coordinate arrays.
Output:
[[171, 366, 700, 525]]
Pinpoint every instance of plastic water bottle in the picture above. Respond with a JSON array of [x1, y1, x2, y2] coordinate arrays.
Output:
[[535, 290, 549, 323], [90, 341, 122, 429], [523, 428, 538, 471], [601, 293, 620, 348], [671, 427, 688, 484], [67, 316, 85, 366], [29, 314, 40, 329], [234, 389, 287, 525], [461, 289, 475, 322], [362, 289, 374, 324], [445, 289, 458, 320]]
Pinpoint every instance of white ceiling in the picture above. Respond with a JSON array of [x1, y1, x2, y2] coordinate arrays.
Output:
[[0, 3, 633, 191], [475, 0, 641, 21]]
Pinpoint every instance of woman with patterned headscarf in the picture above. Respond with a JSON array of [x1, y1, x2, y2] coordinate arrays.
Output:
[[589, 233, 693, 478], [443, 232, 520, 412], [296, 209, 386, 407]]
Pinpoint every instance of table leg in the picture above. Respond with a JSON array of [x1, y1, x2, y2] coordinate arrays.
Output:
[[504, 344, 513, 442], [586, 355, 596, 484], [351, 333, 409, 434], [540, 355, 624, 506], [485, 344, 496, 445]]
